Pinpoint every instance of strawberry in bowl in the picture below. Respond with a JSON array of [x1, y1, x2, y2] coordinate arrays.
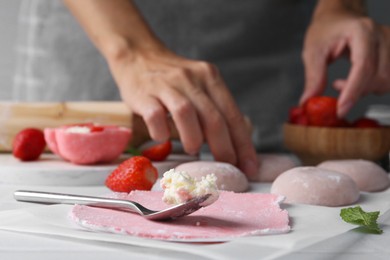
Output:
[[44, 123, 132, 165], [285, 96, 389, 165]]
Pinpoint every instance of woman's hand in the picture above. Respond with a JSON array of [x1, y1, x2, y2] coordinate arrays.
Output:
[[301, 0, 390, 117], [108, 46, 259, 179], [64, 0, 259, 178]]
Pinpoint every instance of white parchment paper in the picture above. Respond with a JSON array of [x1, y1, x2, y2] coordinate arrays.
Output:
[[1, 183, 390, 260]]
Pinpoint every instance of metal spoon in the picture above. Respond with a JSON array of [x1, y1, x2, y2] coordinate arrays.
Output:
[[14, 190, 211, 221]]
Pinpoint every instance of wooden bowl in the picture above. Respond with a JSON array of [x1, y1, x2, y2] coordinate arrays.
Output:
[[283, 123, 390, 165]]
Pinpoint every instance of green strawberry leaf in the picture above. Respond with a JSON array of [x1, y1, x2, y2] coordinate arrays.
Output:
[[126, 147, 141, 156]]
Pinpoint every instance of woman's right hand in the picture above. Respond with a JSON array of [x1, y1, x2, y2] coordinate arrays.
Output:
[[64, 0, 259, 178], [106, 44, 259, 179]]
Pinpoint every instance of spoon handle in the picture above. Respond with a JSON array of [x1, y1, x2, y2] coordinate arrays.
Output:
[[14, 190, 145, 215]]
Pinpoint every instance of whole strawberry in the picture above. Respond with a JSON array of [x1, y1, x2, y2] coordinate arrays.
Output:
[[105, 156, 158, 192], [13, 128, 46, 161], [305, 96, 340, 127], [141, 140, 172, 161]]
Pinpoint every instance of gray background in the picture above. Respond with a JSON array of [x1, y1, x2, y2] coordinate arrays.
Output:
[[0, 0, 389, 119], [0, 0, 21, 99]]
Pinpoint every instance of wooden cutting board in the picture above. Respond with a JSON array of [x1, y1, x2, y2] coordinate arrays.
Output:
[[0, 101, 178, 152]]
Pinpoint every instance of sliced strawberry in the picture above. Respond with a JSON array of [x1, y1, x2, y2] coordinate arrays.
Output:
[[13, 128, 46, 161], [105, 156, 158, 192], [352, 117, 381, 128], [65, 123, 109, 132], [89, 126, 105, 132], [305, 96, 340, 127], [141, 140, 172, 161]]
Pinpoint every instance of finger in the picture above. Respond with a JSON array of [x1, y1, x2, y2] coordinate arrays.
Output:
[[200, 67, 259, 179], [300, 47, 328, 105], [131, 96, 170, 142], [337, 36, 377, 117], [211, 82, 259, 179], [337, 64, 367, 118], [333, 79, 347, 92], [187, 86, 237, 166], [165, 64, 239, 166], [156, 86, 203, 155], [372, 26, 390, 94]]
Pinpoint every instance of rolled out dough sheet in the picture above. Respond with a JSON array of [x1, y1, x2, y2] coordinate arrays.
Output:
[[70, 191, 290, 242]]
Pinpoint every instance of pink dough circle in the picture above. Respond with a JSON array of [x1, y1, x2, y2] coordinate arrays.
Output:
[[70, 191, 290, 241], [318, 159, 390, 192], [271, 167, 360, 206], [44, 125, 131, 165], [254, 154, 298, 182], [175, 161, 249, 192]]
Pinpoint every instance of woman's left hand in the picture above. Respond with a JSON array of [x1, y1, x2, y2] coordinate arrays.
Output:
[[301, 3, 390, 117]]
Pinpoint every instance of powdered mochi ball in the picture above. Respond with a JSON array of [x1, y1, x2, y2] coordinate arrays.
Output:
[[175, 161, 249, 192], [151, 154, 198, 177], [318, 160, 390, 192], [271, 167, 360, 206], [253, 154, 298, 182]]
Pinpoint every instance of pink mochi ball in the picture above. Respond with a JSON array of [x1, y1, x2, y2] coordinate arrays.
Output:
[[271, 166, 360, 207], [318, 159, 390, 192]]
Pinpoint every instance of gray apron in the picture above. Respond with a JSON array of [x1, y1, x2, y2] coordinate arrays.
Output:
[[13, 0, 315, 151]]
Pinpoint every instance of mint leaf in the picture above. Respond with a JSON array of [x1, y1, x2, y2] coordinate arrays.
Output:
[[340, 206, 383, 234]]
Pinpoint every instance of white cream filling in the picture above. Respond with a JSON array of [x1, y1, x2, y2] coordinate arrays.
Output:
[[65, 126, 91, 134], [160, 169, 219, 206]]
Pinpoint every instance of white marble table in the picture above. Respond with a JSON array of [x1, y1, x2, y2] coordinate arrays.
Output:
[[1, 179, 390, 260], [1, 151, 390, 259]]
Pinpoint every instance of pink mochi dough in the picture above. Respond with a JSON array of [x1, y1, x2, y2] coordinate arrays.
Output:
[[44, 126, 132, 165], [271, 167, 360, 207], [317, 159, 390, 192], [253, 153, 298, 182], [175, 161, 249, 192], [70, 191, 290, 241]]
